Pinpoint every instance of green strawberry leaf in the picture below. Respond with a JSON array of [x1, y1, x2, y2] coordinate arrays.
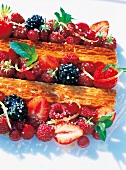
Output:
[[54, 7, 74, 24], [10, 42, 38, 67], [94, 123, 106, 141]]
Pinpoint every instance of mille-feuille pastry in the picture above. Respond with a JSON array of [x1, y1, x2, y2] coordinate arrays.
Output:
[[0, 5, 119, 147]]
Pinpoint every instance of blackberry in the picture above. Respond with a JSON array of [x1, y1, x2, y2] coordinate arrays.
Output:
[[25, 15, 44, 30], [58, 63, 79, 85], [3, 94, 28, 121]]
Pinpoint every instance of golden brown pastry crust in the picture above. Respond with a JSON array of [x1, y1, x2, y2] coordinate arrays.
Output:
[[0, 77, 116, 108], [0, 38, 117, 64]]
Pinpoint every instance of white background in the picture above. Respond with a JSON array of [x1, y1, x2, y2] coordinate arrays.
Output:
[[0, 0, 126, 170]]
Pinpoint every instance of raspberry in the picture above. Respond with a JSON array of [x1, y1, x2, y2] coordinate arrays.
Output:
[[65, 36, 81, 45], [27, 30, 39, 41], [77, 118, 94, 135], [77, 72, 94, 87], [22, 124, 35, 140], [67, 102, 79, 115], [12, 26, 28, 39], [61, 54, 79, 65], [60, 29, 72, 38], [49, 103, 69, 119], [11, 13, 25, 24], [36, 124, 55, 142], [32, 64, 42, 77], [79, 106, 95, 118], [40, 30, 50, 42], [9, 129, 22, 141], [49, 32, 65, 44], [80, 62, 95, 73], [0, 116, 10, 134], [41, 70, 57, 83]]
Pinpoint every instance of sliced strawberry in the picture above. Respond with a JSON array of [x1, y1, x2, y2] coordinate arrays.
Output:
[[90, 20, 109, 39], [39, 54, 59, 70], [54, 122, 83, 144], [94, 63, 118, 89], [27, 96, 49, 122], [0, 20, 13, 39], [93, 106, 116, 122]]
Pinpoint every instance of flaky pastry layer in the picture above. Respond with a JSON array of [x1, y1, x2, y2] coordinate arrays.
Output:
[[0, 39, 117, 64], [0, 77, 116, 107]]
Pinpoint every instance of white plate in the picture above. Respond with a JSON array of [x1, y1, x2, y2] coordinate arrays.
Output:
[[0, 0, 126, 170]]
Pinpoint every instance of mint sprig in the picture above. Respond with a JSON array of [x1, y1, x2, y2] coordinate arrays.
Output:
[[10, 42, 38, 67], [102, 64, 126, 72], [54, 7, 74, 24], [94, 113, 114, 141]]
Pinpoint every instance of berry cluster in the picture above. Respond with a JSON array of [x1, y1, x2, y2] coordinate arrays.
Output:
[[0, 5, 116, 50], [0, 91, 116, 148], [0, 48, 118, 89]]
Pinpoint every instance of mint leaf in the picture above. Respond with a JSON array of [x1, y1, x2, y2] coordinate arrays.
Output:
[[101, 119, 113, 128], [10, 42, 38, 67], [98, 112, 114, 122], [54, 7, 74, 24], [95, 123, 106, 141]]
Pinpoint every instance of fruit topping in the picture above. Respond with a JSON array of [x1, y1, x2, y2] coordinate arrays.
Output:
[[9, 129, 22, 141], [58, 63, 79, 85], [22, 124, 35, 140], [54, 122, 83, 144], [36, 124, 55, 142], [77, 118, 94, 135], [27, 96, 49, 122], [77, 135, 90, 148], [49, 103, 69, 119], [61, 54, 79, 65], [3, 94, 28, 121], [0, 20, 13, 39], [11, 13, 25, 24], [94, 63, 118, 89], [90, 20, 109, 39], [0, 116, 10, 134], [25, 14, 44, 30]]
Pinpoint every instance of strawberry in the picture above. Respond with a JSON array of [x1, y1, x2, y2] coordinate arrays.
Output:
[[93, 106, 116, 122], [76, 22, 89, 32], [39, 54, 59, 70], [27, 96, 49, 122], [90, 20, 109, 39], [0, 20, 13, 39], [54, 122, 83, 144], [93, 63, 118, 89]]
